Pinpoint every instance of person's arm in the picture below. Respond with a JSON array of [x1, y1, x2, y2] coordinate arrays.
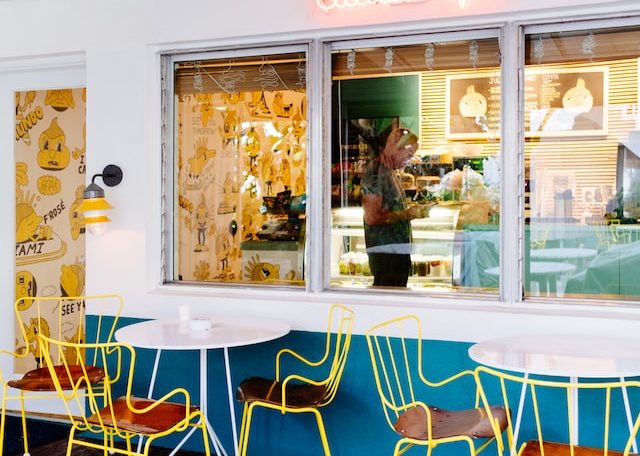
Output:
[[363, 194, 430, 226]]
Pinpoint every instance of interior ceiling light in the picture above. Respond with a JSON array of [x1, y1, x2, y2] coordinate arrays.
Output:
[[78, 164, 123, 235]]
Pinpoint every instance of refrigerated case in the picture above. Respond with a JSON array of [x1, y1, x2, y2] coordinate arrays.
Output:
[[331, 204, 462, 289]]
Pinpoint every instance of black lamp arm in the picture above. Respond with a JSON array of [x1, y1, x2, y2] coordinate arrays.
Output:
[[91, 164, 123, 187]]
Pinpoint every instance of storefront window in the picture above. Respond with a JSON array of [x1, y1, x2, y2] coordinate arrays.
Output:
[[524, 25, 640, 300], [329, 36, 501, 293], [168, 49, 307, 286]]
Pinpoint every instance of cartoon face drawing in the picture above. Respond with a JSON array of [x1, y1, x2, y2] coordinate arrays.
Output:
[[37, 118, 71, 171], [562, 78, 594, 114], [459, 85, 488, 118], [244, 255, 280, 281]]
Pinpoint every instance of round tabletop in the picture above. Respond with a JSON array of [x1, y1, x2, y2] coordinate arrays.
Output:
[[115, 316, 291, 351], [529, 247, 597, 261], [469, 334, 640, 378], [485, 261, 576, 277]]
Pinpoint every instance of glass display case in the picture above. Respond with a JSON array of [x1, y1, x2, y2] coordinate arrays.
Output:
[[330, 204, 461, 289]]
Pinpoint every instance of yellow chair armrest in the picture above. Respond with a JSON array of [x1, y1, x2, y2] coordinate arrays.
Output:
[[126, 387, 191, 414]]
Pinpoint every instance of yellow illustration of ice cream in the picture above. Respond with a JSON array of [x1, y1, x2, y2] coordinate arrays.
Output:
[[37, 118, 71, 171]]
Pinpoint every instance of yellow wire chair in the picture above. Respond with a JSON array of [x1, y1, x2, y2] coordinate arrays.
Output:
[[365, 315, 508, 456], [475, 366, 640, 456], [236, 303, 354, 456], [3, 294, 123, 456], [37, 334, 210, 456]]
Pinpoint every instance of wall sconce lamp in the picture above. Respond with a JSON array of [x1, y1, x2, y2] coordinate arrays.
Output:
[[78, 164, 123, 235]]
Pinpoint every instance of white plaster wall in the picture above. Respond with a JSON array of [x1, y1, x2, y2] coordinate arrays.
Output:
[[2, 0, 640, 384]]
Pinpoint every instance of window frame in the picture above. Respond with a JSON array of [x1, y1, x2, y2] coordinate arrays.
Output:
[[156, 12, 640, 311]]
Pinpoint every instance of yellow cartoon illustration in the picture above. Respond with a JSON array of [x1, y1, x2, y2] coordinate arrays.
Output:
[[193, 93, 214, 127], [273, 91, 293, 118], [244, 255, 280, 281], [16, 192, 51, 243], [69, 185, 85, 240], [194, 194, 212, 252], [215, 229, 232, 272], [247, 91, 271, 118], [60, 262, 85, 297], [37, 118, 71, 171], [15, 91, 38, 145], [187, 137, 216, 178], [245, 125, 261, 172], [562, 77, 594, 114], [45, 89, 75, 111], [22, 316, 51, 368], [194, 260, 211, 281], [459, 85, 488, 118], [15, 271, 37, 311], [220, 109, 239, 145], [16, 161, 28, 188]]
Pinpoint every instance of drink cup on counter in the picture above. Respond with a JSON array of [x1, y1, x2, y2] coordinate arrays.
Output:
[[416, 261, 429, 276]]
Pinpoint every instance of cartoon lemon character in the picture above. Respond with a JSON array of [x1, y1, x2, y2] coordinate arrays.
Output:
[[244, 255, 280, 281], [60, 263, 85, 297], [15, 270, 37, 311], [459, 85, 488, 118], [37, 118, 71, 171], [562, 78, 593, 114], [45, 89, 75, 111]]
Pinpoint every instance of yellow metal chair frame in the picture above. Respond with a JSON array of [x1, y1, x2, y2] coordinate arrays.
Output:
[[475, 365, 640, 456], [38, 334, 210, 456], [2, 294, 123, 456], [365, 315, 507, 456], [236, 303, 354, 456]]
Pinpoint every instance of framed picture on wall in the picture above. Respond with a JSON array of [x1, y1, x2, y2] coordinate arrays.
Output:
[[446, 66, 608, 139]]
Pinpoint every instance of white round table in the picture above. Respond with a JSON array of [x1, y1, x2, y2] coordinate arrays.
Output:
[[485, 261, 576, 295], [116, 316, 290, 456], [469, 334, 640, 451], [530, 247, 597, 270]]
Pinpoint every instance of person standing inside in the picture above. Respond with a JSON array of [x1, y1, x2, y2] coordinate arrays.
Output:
[[361, 127, 430, 287]]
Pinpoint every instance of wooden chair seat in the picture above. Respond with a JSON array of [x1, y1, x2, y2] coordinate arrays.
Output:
[[87, 396, 200, 435], [236, 376, 328, 408], [393, 405, 509, 441], [8, 365, 105, 391], [521, 440, 638, 456]]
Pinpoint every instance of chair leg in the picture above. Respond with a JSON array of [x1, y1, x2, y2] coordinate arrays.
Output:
[[238, 402, 249, 453], [65, 426, 76, 456], [239, 403, 256, 456], [0, 386, 7, 456], [312, 409, 331, 456], [19, 392, 30, 456], [199, 412, 211, 456]]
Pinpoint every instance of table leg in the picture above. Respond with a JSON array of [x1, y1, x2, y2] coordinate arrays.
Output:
[[168, 349, 228, 456], [569, 377, 578, 445], [620, 377, 638, 453], [136, 349, 164, 453], [223, 347, 239, 456], [511, 373, 529, 456]]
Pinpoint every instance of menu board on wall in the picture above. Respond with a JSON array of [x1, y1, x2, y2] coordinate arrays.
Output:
[[446, 66, 608, 139]]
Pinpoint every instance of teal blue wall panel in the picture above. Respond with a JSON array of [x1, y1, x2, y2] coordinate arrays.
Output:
[[90, 316, 638, 455]]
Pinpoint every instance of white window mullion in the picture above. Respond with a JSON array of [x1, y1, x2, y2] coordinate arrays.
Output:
[[500, 22, 524, 304]]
